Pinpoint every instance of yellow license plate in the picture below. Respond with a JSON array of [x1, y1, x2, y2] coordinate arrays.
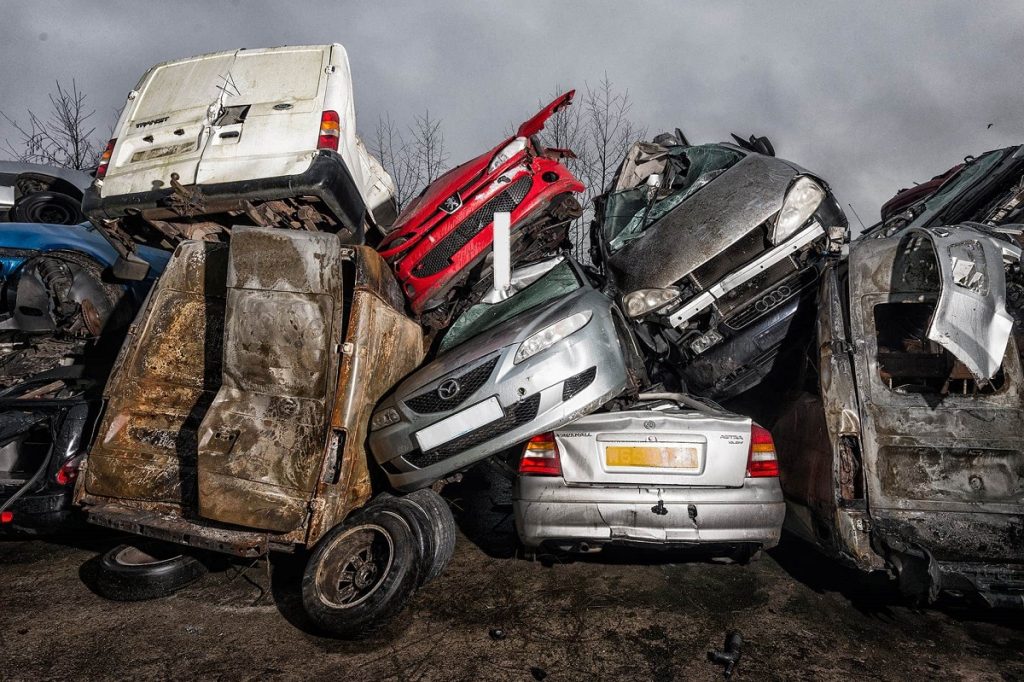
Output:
[[605, 445, 700, 469]]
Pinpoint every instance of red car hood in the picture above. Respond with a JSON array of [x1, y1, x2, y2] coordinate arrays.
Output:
[[389, 91, 576, 233]]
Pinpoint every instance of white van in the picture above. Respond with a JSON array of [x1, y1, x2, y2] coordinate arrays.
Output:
[[84, 44, 396, 278]]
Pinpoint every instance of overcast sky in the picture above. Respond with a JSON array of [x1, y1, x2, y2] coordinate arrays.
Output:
[[3, 1, 1022, 227]]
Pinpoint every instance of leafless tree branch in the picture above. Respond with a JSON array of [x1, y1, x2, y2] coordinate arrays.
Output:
[[2, 79, 101, 170]]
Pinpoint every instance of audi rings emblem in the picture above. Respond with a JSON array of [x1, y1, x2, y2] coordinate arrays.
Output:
[[437, 379, 461, 400], [754, 285, 792, 313]]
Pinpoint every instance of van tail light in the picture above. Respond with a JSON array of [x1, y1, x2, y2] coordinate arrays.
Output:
[[317, 111, 340, 151], [55, 455, 83, 486], [746, 424, 779, 478], [0, 511, 12, 524], [96, 138, 116, 179], [519, 433, 561, 476]]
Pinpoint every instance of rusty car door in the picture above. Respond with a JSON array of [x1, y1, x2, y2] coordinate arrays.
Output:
[[196, 227, 345, 532]]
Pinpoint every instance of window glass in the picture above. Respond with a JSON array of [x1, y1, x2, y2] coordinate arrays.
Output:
[[439, 260, 582, 353], [602, 144, 745, 253]]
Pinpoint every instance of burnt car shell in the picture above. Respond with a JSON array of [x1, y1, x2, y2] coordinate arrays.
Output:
[[74, 230, 424, 555], [773, 224, 1024, 607]]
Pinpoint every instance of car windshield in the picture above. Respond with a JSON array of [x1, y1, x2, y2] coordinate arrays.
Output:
[[907, 149, 1007, 228], [601, 144, 745, 254], [438, 258, 582, 353]]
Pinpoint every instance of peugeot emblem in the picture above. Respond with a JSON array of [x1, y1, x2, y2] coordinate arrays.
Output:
[[438, 379, 461, 400], [439, 192, 462, 214]]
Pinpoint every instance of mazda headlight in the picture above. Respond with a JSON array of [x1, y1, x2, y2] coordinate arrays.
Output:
[[370, 407, 400, 431], [514, 311, 592, 364], [772, 176, 825, 244], [487, 137, 528, 173], [622, 287, 681, 318]]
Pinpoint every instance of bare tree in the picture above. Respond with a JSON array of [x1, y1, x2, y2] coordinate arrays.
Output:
[[410, 109, 448, 185], [2, 80, 101, 170], [581, 72, 644, 204], [372, 112, 422, 210]]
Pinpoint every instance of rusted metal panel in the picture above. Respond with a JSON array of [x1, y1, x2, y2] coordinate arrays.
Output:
[[307, 246, 425, 545], [197, 227, 346, 532], [848, 232, 1024, 565], [75, 240, 227, 507]]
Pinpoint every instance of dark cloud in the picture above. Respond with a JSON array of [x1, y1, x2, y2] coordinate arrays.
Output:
[[2, 1, 1021, 223]]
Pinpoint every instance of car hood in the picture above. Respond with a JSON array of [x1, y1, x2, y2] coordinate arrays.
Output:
[[0, 222, 170, 276], [390, 286, 614, 396], [606, 153, 805, 292]]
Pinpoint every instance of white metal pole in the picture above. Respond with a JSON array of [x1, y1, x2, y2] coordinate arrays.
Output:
[[492, 211, 511, 295]]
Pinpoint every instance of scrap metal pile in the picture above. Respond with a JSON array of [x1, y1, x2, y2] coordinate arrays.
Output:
[[1, 44, 1021, 637]]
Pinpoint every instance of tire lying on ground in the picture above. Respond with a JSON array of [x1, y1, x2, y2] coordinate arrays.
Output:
[[91, 541, 208, 601], [301, 505, 421, 639], [10, 191, 85, 225]]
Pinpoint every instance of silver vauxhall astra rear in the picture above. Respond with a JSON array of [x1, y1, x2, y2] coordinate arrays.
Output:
[[369, 256, 643, 492], [513, 394, 785, 559]]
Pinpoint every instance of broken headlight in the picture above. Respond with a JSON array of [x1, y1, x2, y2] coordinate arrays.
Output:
[[487, 137, 528, 173], [370, 407, 400, 431], [514, 311, 592, 364], [622, 287, 681, 318], [771, 176, 825, 244]]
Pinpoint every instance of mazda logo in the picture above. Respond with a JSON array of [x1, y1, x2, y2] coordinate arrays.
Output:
[[437, 379, 461, 400]]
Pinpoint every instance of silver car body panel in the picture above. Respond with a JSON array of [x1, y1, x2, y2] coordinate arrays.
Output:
[[605, 152, 806, 292], [0, 161, 93, 210], [369, 286, 638, 492], [900, 226, 1018, 380], [514, 405, 784, 550]]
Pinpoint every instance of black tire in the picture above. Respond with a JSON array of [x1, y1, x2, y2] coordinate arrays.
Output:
[[403, 488, 457, 585], [10, 191, 84, 225], [301, 507, 421, 639], [91, 541, 207, 601]]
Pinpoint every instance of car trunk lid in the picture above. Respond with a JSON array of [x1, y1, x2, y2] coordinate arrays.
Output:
[[556, 409, 752, 488]]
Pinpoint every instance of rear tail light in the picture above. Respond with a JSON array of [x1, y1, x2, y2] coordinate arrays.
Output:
[[317, 111, 340, 151], [519, 433, 561, 476], [96, 138, 116, 179], [0, 511, 12, 524], [746, 424, 779, 478], [55, 455, 83, 486]]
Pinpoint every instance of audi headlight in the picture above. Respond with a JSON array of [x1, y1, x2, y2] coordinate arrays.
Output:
[[370, 407, 400, 431], [622, 287, 681, 318], [772, 176, 825, 244], [514, 311, 592, 364], [487, 137, 528, 173]]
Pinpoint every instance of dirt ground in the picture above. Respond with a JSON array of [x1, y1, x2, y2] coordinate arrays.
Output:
[[2, 468, 1022, 681]]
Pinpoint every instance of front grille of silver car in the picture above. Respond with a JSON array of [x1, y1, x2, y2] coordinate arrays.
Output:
[[412, 175, 533, 278], [561, 366, 597, 401], [404, 393, 541, 468], [404, 356, 500, 414]]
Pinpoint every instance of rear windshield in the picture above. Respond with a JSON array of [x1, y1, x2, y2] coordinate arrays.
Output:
[[907, 149, 1006, 229], [134, 49, 324, 120], [602, 144, 744, 254], [439, 259, 582, 353]]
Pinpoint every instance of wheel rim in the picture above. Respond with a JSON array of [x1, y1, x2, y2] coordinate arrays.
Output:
[[34, 202, 75, 224], [315, 525, 395, 609]]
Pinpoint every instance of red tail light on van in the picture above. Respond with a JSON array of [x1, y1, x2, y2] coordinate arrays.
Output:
[[96, 138, 117, 179], [746, 424, 779, 478], [317, 111, 340, 151], [519, 433, 561, 476]]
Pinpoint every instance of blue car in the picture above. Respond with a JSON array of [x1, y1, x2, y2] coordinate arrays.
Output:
[[0, 221, 167, 532]]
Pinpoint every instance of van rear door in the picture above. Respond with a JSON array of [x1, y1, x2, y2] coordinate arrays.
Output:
[[101, 51, 238, 197], [195, 46, 331, 185]]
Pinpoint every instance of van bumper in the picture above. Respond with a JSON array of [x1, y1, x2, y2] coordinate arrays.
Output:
[[84, 151, 366, 274]]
